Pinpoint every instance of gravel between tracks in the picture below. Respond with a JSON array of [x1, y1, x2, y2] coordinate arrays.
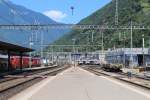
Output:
[[82, 65, 150, 90]]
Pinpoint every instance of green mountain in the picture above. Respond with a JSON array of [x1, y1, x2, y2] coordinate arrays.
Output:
[[49, 0, 150, 52]]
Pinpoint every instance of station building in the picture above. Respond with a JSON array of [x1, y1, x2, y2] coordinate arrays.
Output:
[[105, 48, 150, 68], [0, 40, 33, 72]]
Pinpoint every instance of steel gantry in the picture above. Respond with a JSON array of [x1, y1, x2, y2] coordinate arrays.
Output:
[[37, 44, 102, 47], [0, 24, 150, 30]]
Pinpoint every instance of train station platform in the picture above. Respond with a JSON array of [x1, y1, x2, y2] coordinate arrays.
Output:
[[10, 67, 150, 100]]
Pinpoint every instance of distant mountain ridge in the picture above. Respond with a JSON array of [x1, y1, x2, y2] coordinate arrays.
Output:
[[0, 0, 57, 24], [0, 0, 67, 49]]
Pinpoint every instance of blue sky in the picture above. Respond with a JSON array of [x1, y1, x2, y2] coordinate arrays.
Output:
[[10, 0, 111, 24]]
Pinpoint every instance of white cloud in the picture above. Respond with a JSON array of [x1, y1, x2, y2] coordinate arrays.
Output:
[[43, 10, 67, 22]]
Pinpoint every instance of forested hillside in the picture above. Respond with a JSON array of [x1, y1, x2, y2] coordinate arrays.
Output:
[[50, 0, 150, 52]]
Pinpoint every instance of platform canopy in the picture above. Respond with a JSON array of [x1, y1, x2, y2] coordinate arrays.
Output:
[[0, 41, 34, 52]]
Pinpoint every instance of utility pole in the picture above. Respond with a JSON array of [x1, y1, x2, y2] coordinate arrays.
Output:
[[123, 32, 126, 68], [91, 30, 94, 52], [142, 34, 145, 67], [29, 37, 33, 68], [130, 21, 133, 68], [100, 30, 104, 64], [142, 35, 150, 72], [72, 39, 76, 53], [87, 33, 90, 52], [41, 32, 44, 66], [51, 46, 54, 65], [101, 31, 104, 52], [91, 30, 94, 43], [81, 32, 89, 52], [115, 0, 119, 25], [72, 38, 76, 67]]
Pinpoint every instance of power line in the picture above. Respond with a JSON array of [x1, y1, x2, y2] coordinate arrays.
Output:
[[0, 24, 150, 30]]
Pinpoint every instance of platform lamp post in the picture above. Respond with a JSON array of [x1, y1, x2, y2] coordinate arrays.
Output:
[[70, 6, 74, 16]]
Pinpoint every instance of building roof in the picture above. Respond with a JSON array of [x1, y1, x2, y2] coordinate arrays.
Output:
[[0, 41, 34, 52], [107, 48, 149, 55]]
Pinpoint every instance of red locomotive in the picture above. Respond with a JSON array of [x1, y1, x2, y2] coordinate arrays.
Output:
[[31, 57, 41, 67], [10, 56, 41, 69]]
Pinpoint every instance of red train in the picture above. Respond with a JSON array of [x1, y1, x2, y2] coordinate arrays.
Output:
[[10, 56, 41, 69]]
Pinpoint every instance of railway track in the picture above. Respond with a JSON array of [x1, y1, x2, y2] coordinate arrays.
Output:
[[0, 66, 69, 100], [0, 66, 58, 84], [82, 65, 150, 90]]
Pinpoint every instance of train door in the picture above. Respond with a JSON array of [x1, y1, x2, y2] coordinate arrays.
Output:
[[137, 55, 143, 66]]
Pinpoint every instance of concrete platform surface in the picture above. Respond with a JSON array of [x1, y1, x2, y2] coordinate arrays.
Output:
[[10, 67, 150, 100]]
